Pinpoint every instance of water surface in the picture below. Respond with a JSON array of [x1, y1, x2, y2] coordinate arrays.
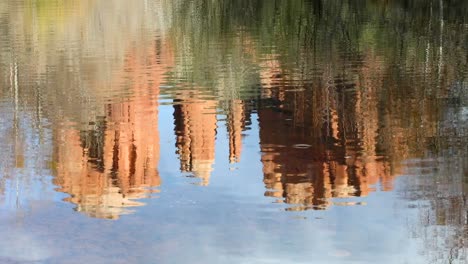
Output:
[[0, 0, 467, 263]]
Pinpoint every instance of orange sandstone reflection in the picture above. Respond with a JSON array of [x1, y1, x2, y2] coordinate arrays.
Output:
[[53, 40, 173, 219], [227, 100, 245, 164], [172, 96, 248, 184], [258, 55, 400, 210], [173, 94, 217, 186]]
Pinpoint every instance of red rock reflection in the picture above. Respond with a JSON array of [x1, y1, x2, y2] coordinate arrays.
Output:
[[227, 100, 245, 164], [53, 40, 172, 219], [173, 93, 217, 186], [258, 55, 400, 210]]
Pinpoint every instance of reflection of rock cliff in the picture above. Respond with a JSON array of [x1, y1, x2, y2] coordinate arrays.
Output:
[[53, 40, 172, 219], [173, 94, 217, 186], [227, 100, 246, 164], [258, 55, 403, 210], [172, 96, 249, 185], [54, 127, 149, 219]]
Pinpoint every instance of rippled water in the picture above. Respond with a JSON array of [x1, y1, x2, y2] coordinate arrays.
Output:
[[0, 0, 467, 263]]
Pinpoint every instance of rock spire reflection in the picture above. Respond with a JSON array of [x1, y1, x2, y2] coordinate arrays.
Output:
[[53, 40, 172, 219], [173, 95, 218, 186], [257, 54, 401, 210]]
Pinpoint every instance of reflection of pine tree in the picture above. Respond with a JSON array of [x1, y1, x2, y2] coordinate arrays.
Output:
[[400, 81, 468, 263], [320, 75, 334, 139]]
